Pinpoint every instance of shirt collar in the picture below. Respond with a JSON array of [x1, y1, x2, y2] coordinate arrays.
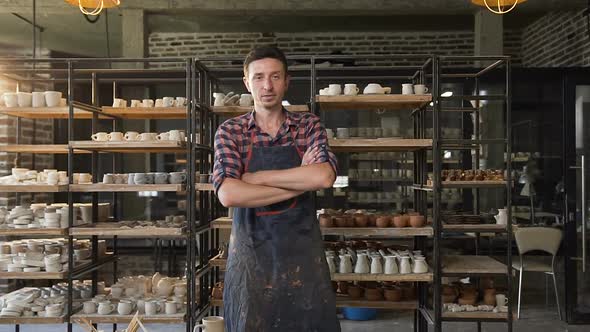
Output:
[[247, 107, 295, 131]]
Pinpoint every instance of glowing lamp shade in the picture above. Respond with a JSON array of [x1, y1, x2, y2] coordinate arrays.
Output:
[[65, 0, 121, 16], [471, 0, 527, 15]]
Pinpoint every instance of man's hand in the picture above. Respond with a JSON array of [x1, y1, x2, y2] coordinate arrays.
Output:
[[301, 146, 321, 166]]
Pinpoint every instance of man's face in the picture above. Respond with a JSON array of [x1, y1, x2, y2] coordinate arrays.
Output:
[[243, 58, 289, 110]]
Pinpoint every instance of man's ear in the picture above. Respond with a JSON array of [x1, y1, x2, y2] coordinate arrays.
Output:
[[243, 76, 251, 92]]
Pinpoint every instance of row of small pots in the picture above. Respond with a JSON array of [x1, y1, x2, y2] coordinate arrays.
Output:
[[319, 213, 426, 228], [334, 281, 416, 302]]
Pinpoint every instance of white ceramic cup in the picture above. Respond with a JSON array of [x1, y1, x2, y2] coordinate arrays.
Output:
[[83, 301, 96, 314], [344, 84, 359, 95], [402, 83, 414, 95], [194, 316, 224, 332], [17, 92, 32, 107], [97, 301, 114, 315], [168, 130, 185, 141], [175, 97, 187, 106], [110, 285, 124, 298], [155, 99, 164, 107], [108, 132, 124, 141], [91, 132, 109, 141], [144, 300, 160, 316], [156, 132, 170, 141], [43, 91, 62, 107], [32, 92, 46, 108], [124, 131, 140, 141], [142, 99, 154, 107], [112, 98, 126, 108], [414, 84, 429, 94], [78, 173, 92, 184], [239, 94, 253, 106], [117, 300, 134, 315], [3, 93, 18, 107], [163, 97, 175, 107], [140, 132, 158, 141], [46, 172, 59, 185], [165, 301, 178, 314], [496, 294, 508, 306], [328, 84, 342, 96]]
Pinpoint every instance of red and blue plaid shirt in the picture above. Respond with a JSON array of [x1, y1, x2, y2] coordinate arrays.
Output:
[[212, 108, 338, 194]]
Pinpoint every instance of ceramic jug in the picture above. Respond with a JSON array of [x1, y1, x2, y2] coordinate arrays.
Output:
[[412, 257, 429, 274], [354, 253, 370, 274], [326, 255, 336, 274], [370, 255, 383, 274], [399, 256, 412, 274], [495, 208, 508, 225], [339, 254, 353, 274], [384, 256, 399, 274]]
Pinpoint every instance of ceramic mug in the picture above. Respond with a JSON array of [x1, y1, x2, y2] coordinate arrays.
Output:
[[344, 84, 359, 96], [102, 174, 114, 184], [112, 98, 127, 108], [169, 172, 187, 184], [91, 132, 109, 141], [110, 285, 124, 298], [133, 173, 148, 185], [336, 128, 350, 139], [97, 301, 114, 315], [78, 173, 92, 184], [402, 83, 414, 95], [83, 301, 96, 314], [328, 84, 342, 96], [239, 94, 253, 106], [156, 132, 170, 141], [175, 97, 187, 107], [165, 301, 178, 314], [144, 300, 160, 316], [117, 300, 134, 315], [194, 316, 224, 332], [46, 172, 59, 185], [32, 92, 46, 108], [108, 132, 124, 141], [496, 294, 508, 306], [169, 130, 185, 141], [154, 173, 169, 184], [140, 133, 158, 141], [44, 91, 62, 107], [124, 131, 140, 141], [414, 84, 429, 94], [142, 99, 154, 107], [155, 99, 164, 107], [163, 97, 175, 107], [17, 92, 32, 107], [130, 99, 142, 107]]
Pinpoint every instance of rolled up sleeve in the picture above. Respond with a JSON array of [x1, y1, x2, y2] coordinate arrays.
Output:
[[212, 124, 243, 195], [306, 116, 338, 174]]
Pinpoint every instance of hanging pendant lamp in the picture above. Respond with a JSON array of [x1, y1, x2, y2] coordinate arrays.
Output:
[[65, 0, 120, 16], [471, 0, 527, 15]]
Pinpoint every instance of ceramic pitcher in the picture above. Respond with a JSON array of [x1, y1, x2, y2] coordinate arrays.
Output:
[[384, 256, 399, 274], [370, 255, 383, 274], [326, 255, 336, 274], [495, 208, 508, 225], [399, 256, 412, 274], [354, 253, 370, 274], [412, 257, 428, 274], [339, 254, 353, 274]]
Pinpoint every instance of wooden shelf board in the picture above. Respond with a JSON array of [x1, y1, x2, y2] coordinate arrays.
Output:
[[211, 217, 232, 229], [101, 106, 188, 119], [70, 184, 184, 192], [0, 106, 95, 119], [196, 183, 214, 191], [0, 184, 68, 193], [442, 255, 507, 276], [0, 227, 68, 236], [331, 272, 432, 282], [70, 140, 186, 153], [0, 315, 65, 324], [70, 222, 185, 237], [442, 311, 515, 320], [320, 226, 433, 237], [0, 271, 67, 279], [329, 138, 432, 152], [0, 145, 90, 154], [350, 178, 412, 183], [213, 105, 309, 115], [211, 298, 416, 310], [443, 224, 507, 233], [316, 94, 431, 111], [416, 181, 507, 190], [72, 311, 185, 324]]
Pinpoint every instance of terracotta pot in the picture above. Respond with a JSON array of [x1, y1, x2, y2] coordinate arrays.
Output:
[[353, 214, 369, 228], [211, 284, 223, 299], [348, 285, 363, 299], [365, 288, 383, 301], [458, 295, 477, 305], [383, 287, 402, 302], [345, 216, 355, 227], [333, 216, 348, 228], [392, 215, 407, 228], [376, 216, 391, 228], [442, 285, 458, 296], [483, 288, 496, 306], [367, 214, 377, 227], [338, 281, 349, 294], [409, 215, 425, 228], [319, 214, 333, 228], [400, 214, 410, 226], [442, 293, 457, 304]]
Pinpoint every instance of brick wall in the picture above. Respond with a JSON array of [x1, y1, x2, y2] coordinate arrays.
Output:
[[149, 30, 523, 67], [521, 10, 590, 67]]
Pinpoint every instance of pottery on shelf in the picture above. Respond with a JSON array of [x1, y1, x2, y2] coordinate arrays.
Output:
[[353, 214, 369, 227], [392, 215, 407, 228], [319, 214, 333, 228], [409, 215, 425, 228], [348, 285, 363, 299], [384, 286, 402, 302], [365, 288, 384, 301], [375, 215, 391, 228]]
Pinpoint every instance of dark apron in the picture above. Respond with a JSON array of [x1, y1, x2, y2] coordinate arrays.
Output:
[[223, 128, 340, 332]]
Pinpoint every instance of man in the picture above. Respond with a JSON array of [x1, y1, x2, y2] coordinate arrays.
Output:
[[212, 45, 341, 331]]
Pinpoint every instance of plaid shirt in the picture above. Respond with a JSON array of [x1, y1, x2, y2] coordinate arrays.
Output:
[[212, 108, 338, 194]]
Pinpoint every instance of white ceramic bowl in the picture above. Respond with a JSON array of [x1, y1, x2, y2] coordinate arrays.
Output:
[[44, 91, 62, 107], [16, 92, 32, 107]]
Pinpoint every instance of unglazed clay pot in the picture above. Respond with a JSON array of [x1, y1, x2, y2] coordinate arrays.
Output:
[[365, 288, 383, 301], [376, 216, 391, 228], [345, 216, 355, 227], [334, 216, 348, 228], [353, 214, 369, 227], [384, 286, 403, 302], [409, 215, 425, 227], [483, 288, 496, 306], [348, 285, 363, 299], [319, 214, 333, 228], [392, 215, 407, 228], [368, 214, 377, 227]]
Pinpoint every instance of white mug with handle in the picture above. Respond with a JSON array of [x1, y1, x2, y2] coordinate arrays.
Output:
[[194, 316, 224, 332]]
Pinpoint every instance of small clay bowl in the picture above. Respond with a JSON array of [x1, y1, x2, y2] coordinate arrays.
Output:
[[333, 216, 348, 228], [348, 285, 364, 299], [400, 214, 410, 225], [392, 215, 407, 228], [353, 214, 369, 227], [383, 287, 402, 302], [319, 214, 333, 228], [345, 216, 355, 227], [409, 215, 425, 228], [365, 288, 383, 301], [376, 216, 391, 228]]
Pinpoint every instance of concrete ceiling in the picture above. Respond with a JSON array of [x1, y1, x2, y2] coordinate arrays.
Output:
[[0, 0, 585, 57]]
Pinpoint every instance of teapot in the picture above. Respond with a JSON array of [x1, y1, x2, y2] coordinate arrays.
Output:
[[354, 253, 370, 274], [494, 208, 508, 225], [339, 254, 353, 274]]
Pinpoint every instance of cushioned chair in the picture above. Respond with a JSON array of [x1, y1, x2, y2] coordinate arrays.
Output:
[[512, 227, 563, 320]]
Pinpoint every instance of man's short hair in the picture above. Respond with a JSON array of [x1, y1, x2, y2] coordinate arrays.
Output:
[[243, 45, 288, 76]]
